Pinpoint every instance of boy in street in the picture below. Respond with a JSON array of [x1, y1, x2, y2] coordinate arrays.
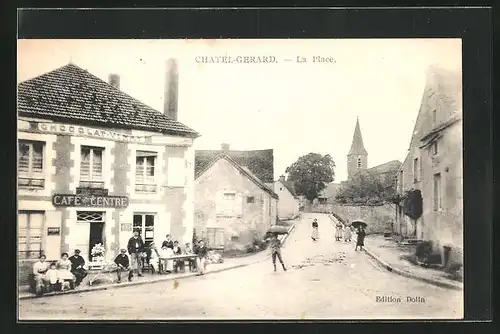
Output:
[[269, 233, 287, 272]]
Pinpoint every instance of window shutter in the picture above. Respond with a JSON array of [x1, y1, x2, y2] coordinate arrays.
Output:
[[32, 142, 44, 173], [92, 149, 103, 179], [18, 142, 30, 173], [80, 148, 91, 179]]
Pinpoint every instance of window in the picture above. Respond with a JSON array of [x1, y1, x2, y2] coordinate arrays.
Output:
[[432, 141, 438, 155], [231, 235, 239, 241], [399, 171, 403, 192], [135, 151, 157, 193], [223, 193, 236, 200], [77, 211, 105, 223], [18, 140, 45, 188], [433, 173, 442, 211], [80, 146, 104, 188], [18, 211, 44, 259], [206, 227, 225, 249], [318, 198, 327, 204], [133, 214, 155, 246], [247, 196, 255, 203], [413, 158, 419, 183], [357, 157, 362, 168]]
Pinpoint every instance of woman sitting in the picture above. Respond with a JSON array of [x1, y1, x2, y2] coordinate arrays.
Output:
[[56, 252, 76, 290], [172, 241, 185, 273], [159, 245, 174, 273], [148, 242, 160, 273]]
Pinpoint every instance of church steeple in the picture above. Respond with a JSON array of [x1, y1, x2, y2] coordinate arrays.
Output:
[[348, 117, 368, 155], [347, 117, 368, 180]]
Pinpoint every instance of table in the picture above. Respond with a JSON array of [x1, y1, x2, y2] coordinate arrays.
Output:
[[85, 261, 117, 285], [158, 254, 198, 274]]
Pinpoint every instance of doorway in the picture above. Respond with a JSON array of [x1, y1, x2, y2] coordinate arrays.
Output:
[[89, 222, 104, 260]]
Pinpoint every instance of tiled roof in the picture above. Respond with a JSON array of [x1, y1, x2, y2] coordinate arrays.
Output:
[[368, 160, 402, 176], [195, 154, 279, 199], [195, 149, 274, 183], [281, 180, 298, 198], [17, 63, 199, 138]]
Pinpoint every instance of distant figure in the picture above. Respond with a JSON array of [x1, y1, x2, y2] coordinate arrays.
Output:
[[56, 253, 76, 290], [69, 249, 87, 287], [148, 242, 160, 273], [127, 231, 145, 278], [344, 226, 352, 242], [269, 233, 287, 272], [195, 239, 208, 275], [335, 224, 343, 241], [355, 227, 366, 251], [46, 262, 61, 292], [311, 218, 319, 241], [32, 255, 50, 295], [162, 234, 174, 249]]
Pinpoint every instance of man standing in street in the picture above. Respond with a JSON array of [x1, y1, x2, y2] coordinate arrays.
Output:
[[195, 239, 208, 275], [127, 231, 144, 278], [69, 249, 87, 287], [114, 249, 132, 283], [269, 233, 287, 272]]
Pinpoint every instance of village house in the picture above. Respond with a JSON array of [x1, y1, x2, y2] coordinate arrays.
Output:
[[270, 175, 300, 220], [394, 66, 463, 267], [17, 61, 199, 277], [194, 145, 278, 251]]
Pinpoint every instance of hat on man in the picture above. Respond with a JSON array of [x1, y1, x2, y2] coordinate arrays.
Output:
[[74, 249, 81, 254]]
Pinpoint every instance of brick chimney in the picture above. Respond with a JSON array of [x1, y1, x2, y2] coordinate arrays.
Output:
[[108, 74, 120, 89], [164, 58, 179, 121], [279, 175, 285, 182], [221, 143, 230, 153]]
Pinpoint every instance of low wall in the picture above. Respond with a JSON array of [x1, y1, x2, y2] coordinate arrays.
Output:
[[312, 203, 395, 235]]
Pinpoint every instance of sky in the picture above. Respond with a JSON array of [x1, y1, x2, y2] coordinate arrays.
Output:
[[17, 39, 461, 182]]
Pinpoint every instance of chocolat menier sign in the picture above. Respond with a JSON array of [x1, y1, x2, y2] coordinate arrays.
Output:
[[52, 194, 129, 208]]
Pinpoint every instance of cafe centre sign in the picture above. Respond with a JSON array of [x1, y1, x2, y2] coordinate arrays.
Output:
[[53, 194, 129, 208], [36, 122, 149, 144]]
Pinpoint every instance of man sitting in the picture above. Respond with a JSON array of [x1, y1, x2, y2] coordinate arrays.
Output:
[[69, 249, 87, 287], [114, 249, 132, 283], [32, 255, 50, 295], [172, 241, 185, 273]]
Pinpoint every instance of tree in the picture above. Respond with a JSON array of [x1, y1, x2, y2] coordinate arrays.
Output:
[[335, 170, 396, 205], [286, 153, 335, 202]]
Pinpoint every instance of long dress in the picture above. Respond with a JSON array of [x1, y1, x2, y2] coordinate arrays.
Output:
[[56, 259, 75, 281], [160, 247, 174, 272], [311, 222, 319, 240], [344, 227, 352, 241], [335, 226, 343, 239], [149, 248, 160, 272], [356, 230, 366, 247]]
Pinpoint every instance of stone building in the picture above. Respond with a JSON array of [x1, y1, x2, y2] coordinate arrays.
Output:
[[270, 175, 300, 220], [394, 66, 463, 267], [347, 117, 368, 180], [17, 61, 199, 274], [194, 146, 278, 251]]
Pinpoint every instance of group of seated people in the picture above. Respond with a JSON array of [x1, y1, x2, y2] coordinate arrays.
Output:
[[31, 250, 88, 295]]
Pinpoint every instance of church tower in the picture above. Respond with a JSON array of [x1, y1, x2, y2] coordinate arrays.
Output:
[[347, 117, 368, 180]]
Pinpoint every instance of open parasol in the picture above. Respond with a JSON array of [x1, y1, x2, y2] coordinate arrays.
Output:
[[351, 219, 367, 229], [267, 225, 289, 235]]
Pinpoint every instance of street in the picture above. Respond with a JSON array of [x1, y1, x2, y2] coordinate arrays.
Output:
[[18, 213, 463, 320]]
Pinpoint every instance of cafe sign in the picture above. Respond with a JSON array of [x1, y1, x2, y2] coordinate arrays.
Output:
[[53, 194, 129, 208], [36, 122, 149, 144]]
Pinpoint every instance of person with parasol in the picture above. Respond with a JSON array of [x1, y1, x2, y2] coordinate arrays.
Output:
[[311, 218, 319, 241], [266, 225, 288, 272], [352, 220, 367, 251]]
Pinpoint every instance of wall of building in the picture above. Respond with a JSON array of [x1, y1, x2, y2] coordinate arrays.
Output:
[[311, 203, 395, 234], [17, 118, 195, 285], [194, 158, 274, 251], [274, 181, 299, 220], [347, 154, 367, 180]]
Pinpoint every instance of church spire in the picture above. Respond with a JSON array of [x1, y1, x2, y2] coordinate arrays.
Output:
[[348, 116, 368, 156]]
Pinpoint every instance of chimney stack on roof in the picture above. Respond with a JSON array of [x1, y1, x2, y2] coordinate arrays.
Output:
[[164, 58, 179, 121], [108, 74, 120, 89], [279, 175, 286, 182], [221, 143, 230, 153]]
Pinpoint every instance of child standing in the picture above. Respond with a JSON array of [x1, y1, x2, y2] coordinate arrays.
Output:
[[269, 233, 287, 272], [46, 262, 61, 292]]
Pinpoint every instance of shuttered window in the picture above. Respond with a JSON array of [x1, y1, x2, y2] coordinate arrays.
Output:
[[206, 228, 225, 249], [18, 211, 44, 259], [18, 140, 45, 188], [135, 151, 157, 193], [80, 146, 104, 188]]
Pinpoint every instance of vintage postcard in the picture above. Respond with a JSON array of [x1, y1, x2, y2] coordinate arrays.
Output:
[[17, 38, 463, 320]]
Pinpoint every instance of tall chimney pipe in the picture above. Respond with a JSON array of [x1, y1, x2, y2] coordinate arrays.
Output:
[[164, 58, 179, 121], [108, 74, 120, 89]]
